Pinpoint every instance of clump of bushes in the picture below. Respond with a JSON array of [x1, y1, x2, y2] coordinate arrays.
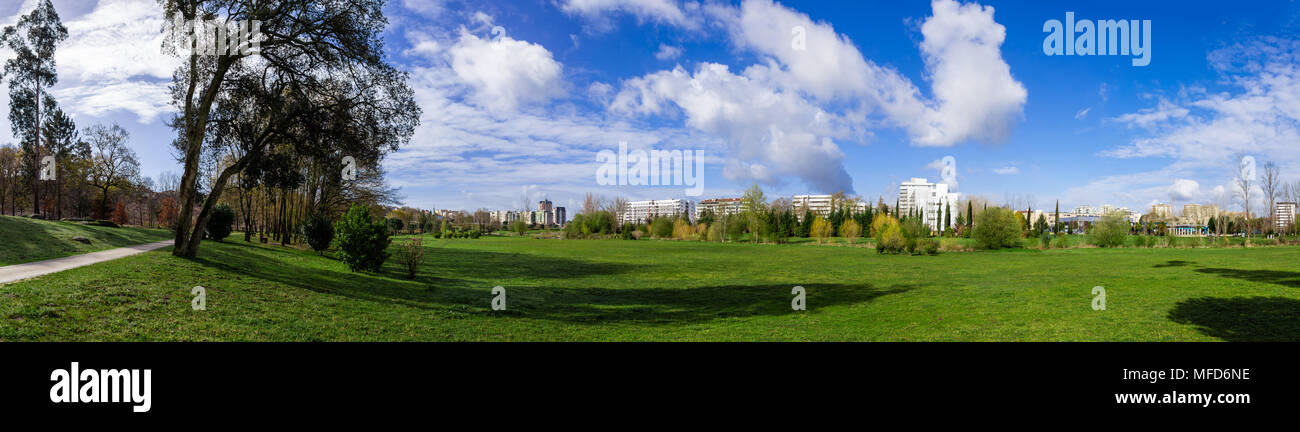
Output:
[[650, 218, 673, 238], [972, 207, 1023, 250], [206, 204, 235, 242], [301, 213, 335, 255], [333, 205, 391, 272], [1088, 212, 1129, 248], [839, 219, 862, 244], [872, 215, 905, 254], [672, 219, 694, 240], [706, 222, 724, 242], [923, 239, 940, 255], [810, 216, 833, 244], [394, 236, 425, 279]]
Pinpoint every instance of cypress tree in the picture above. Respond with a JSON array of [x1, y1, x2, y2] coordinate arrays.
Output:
[[1054, 200, 1060, 235]]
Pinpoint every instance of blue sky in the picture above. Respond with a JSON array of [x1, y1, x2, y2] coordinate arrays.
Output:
[[5, 0, 1300, 215]]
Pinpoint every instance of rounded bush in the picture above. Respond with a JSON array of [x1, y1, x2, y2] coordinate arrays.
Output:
[[972, 207, 1023, 250], [206, 204, 235, 242], [301, 213, 335, 254]]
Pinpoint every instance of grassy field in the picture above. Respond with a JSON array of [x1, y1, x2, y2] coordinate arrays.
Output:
[[2, 231, 1297, 341], [0, 216, 173, 266]]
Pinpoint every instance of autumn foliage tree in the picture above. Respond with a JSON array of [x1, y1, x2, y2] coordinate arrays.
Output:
[[157, 196, 179, 229]]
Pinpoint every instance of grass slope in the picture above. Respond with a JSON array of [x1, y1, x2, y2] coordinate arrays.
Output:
[[2, 234, 1298, 341], [0, 215, 173, 266]]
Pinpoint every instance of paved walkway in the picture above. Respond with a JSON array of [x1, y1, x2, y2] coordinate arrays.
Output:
[[0, 240, 174, 285]]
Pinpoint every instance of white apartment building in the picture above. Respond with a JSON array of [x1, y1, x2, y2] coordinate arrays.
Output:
[[623, 199, 694, 224], [792, 195, 869, 220], [696, 198, 743, 220], [1276, 202, 1297, 231], [1149, 203, 1174, 219], [1072, 205, 1099, 216], [792, 195, 835, 217], [552, 207, 566, 226], [899, 178, 959, 233], [491, 210, 520, 224]]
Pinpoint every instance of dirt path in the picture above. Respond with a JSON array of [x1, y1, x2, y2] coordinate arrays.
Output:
[[0, 240, 174, 285]]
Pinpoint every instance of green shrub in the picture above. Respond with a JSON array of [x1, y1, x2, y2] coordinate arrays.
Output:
[[924, 239, 940, 255], [1054, 234, 1071, 249], [206, 204, 235, 242], [650, 218, 673, 238], [386, 217, 404, 233], [1088, 212, 1128, 248], [333, 205, 391, 272], [301, 213, 335, 254], [972, 207, 1023, 249], [394, 236, 425, 279], [875, 216, 905, 254], [1040, 233, 1052, 249]]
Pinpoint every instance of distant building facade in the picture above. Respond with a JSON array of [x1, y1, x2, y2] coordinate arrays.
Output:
[[1276, 202, 1297, 231], [623, 199, 693, 224], [696, 198, 743, 220], [898, 178, 958, 232], [553, 207, 566, 226]]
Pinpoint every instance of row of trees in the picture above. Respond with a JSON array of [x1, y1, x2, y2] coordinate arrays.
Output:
[[0, 1, 147, 223], [0, 122, 148, 223]]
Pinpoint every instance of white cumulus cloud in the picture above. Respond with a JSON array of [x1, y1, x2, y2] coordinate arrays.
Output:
[[449, 28, 566, 112]]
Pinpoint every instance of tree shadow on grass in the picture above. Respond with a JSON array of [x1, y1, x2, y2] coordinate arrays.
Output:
[[1193, 268, 1300, 288], [502, 283, 916, 324], [192, 242, 912, 325], [1153, 260, 1194, 268], [1167, 296, 1300, 341]]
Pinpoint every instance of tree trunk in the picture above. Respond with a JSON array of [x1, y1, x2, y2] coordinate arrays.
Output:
[[31, 80, 41, 216]]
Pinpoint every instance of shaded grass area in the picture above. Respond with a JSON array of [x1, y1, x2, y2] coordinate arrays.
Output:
[[2, 234, 1299, 341], [0, 215, 173, 266]]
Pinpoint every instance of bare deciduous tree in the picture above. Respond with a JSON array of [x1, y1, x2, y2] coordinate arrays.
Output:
[[1261, 161, 1280, 227], [85, 123, 139, 219], [1234, 154, 1254, 223]]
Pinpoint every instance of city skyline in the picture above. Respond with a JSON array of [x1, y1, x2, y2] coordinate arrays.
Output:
[[3, 0, 1299, 215]]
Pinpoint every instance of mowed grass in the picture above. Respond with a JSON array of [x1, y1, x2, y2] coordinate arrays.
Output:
[[2, 233, 1298, 341], [0, 215, 173, 266]]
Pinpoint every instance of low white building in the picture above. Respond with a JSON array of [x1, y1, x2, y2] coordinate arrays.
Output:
[[623, 199, 694, 224]]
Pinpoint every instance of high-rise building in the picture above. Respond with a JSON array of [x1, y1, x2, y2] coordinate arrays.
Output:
[[1182, 204, 1219, 225], [623, 199, 693, 224], [1276, 202, 1296, 231], [898, 178, 959, 232], [552, 207, 566, 226], [1149, 203, 1174, 219], [534, 200, 554, 225]]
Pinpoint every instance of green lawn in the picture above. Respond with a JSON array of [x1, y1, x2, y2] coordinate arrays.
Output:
[[2, 233, 1298, 341], [0, 215, 173, 266]]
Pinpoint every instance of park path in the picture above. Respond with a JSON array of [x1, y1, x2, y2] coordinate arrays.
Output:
[[0, 240, 174, 285]]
